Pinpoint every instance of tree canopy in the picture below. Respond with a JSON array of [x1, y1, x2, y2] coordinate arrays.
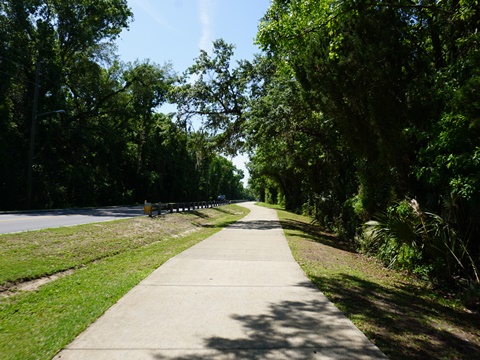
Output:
[[176, 0, 479, 287], [0, 0, 246, 209], [251, 0, 480, 286], [1, 0, 478, 289]]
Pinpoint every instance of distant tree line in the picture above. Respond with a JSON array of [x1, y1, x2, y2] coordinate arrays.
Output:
[[0, 0, 246, 210]]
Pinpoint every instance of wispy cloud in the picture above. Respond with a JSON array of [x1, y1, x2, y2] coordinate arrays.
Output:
[[134, 0, 174, 32], [198, 0, 215, 53]]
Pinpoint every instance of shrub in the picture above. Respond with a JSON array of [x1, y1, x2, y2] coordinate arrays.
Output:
[[362, 199, 479, 289]]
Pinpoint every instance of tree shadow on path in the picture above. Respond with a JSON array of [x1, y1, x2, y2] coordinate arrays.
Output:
[[227, 219, 283, 230], [153, 281, 387, 360]]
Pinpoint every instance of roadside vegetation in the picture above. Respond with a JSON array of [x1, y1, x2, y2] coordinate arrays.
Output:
[[1, 1, 249, 211], [177, 0, 480, 297], [3, 1, 478, 295], [0, 204, 249, 360], [260, 203, 480, 360], [2, 3, 479, 356]]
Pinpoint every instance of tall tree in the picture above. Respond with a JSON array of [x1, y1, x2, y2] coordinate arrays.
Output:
[[255, 0, 480, 281], [175, 39, 255, 155], [0, 0, 133, 209]]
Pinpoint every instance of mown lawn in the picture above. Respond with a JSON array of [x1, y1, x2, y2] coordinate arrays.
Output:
[[260, 203, 480, 360], [0, 204, 249, 360]]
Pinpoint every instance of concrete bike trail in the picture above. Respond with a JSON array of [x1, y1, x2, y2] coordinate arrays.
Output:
[[54, 202, 387, 359]]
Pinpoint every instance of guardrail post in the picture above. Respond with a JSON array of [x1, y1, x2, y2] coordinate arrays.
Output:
[[144, 200, 152, 217]]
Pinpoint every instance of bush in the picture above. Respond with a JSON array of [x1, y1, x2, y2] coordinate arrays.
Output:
[[362, 199, 479, 288], [360, 200, 424, 270]]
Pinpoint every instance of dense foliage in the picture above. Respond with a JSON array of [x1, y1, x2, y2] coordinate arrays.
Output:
[[176, 0, 480, 292], [1, 0, 478, 293], [0, 0, 245, 210], [250, 0, 480, 290]]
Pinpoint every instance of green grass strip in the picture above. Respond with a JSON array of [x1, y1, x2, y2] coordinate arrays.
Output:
[[0, 204, 249, 360]]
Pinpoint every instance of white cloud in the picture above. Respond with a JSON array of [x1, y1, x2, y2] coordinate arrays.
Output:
[[198, 0, 215, 53], [134, 0, 174, 32]]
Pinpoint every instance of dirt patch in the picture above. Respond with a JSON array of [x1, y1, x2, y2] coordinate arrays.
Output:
[[0, 269, 76, 298]]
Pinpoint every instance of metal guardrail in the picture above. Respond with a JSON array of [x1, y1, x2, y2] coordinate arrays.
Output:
[[143, 199, 245, 217]]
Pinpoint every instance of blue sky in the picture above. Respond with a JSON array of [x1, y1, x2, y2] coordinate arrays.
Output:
[[114, 0, 272, 186]]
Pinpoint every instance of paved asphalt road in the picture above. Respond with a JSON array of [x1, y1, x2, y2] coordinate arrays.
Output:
[[0, 206, 144, 234]]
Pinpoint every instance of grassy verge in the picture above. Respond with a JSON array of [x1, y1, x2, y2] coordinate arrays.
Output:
[[259, 203, 480, 360], [0, 204, 249, 360]]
